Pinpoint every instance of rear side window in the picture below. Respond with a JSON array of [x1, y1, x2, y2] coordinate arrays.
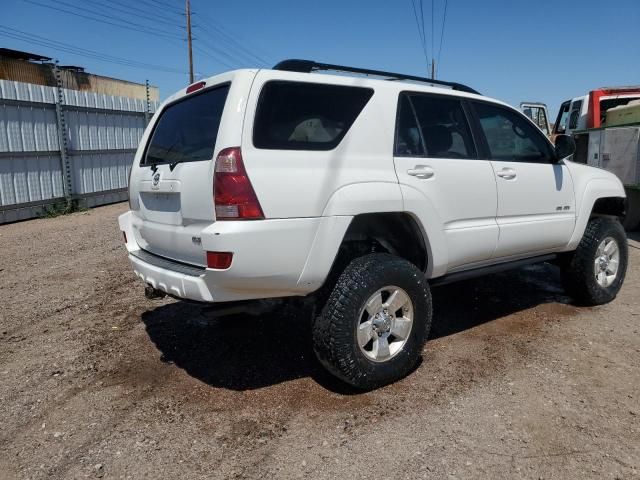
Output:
[[253, 81, 373, 150], [143, 85, 230, 165], [395, 92, 476, 159]]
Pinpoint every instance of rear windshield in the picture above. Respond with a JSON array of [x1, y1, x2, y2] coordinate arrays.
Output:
[[143, 84, 230, 165], [253, 81, 373, 150]]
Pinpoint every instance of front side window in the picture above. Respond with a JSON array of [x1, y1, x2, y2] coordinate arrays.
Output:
[[474, 102, 553, 163], [395, 93, 476, 159], [253, 81, 373, 150], [143, 85, 230, 165]]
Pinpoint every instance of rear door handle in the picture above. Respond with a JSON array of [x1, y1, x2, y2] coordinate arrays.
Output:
[[407, 166, 434, 179], [496, 168, 517, 180]]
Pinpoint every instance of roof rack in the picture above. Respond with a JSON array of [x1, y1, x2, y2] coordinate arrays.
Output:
[[273, 59, 480, 95]]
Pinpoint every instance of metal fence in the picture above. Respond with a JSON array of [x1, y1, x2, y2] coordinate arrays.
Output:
[[0, 67, 158, 223]]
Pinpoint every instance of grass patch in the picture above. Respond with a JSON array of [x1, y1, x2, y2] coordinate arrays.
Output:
[[41, 200, 86, 218]]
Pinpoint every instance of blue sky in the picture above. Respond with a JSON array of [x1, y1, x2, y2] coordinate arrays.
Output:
[[4, 0, 639, 118]]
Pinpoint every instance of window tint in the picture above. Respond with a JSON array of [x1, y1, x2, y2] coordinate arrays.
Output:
[[396, 93, 476, 159], [253, 81, 373, 150], [395, 95, 424, 156], [474, 102, 553, 163], [143, 85, 229, 165]]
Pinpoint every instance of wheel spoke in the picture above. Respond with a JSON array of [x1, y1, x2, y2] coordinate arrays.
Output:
[[385, 289, 410, 313], [357, 320, 374, 347], [604, 240, 618, 257], [372, 337, 390, 360], [365, 292, 383, 316], [598, 271, 608, 286], [391, 317, 412, 340], [606, 259, 619, 275]]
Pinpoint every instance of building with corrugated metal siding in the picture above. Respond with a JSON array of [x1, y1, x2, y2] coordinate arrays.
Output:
[[0, 48, 160, 223]]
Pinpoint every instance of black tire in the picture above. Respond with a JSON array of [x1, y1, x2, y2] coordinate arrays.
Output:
[[312, 253, 432, 390], [560, 217, 628, 306]]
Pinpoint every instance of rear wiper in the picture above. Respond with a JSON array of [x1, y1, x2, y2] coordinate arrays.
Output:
[[150, 162, 158, 173]]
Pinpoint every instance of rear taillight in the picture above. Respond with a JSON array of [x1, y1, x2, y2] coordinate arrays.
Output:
[[214, 147, 264, 220]]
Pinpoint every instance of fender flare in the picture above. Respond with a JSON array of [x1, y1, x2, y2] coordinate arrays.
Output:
[[296, 182, 445, 291], [566, 177, 627, 250]]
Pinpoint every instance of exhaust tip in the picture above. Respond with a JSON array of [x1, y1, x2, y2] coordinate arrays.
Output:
[[144, 285, 166, 300]]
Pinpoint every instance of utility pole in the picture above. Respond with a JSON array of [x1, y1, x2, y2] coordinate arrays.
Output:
[[186, 0, 194, 84], [431, 59, 435, 79]]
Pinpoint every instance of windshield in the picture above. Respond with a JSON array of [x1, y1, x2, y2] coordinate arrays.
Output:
[[143, 84, 230, 165]]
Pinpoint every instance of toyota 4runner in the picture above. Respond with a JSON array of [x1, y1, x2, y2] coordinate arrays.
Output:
[[119, 60, 628, 390]]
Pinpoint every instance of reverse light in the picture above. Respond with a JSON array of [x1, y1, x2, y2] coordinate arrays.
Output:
[[206, 251, 233, 269], [214, 147, 264, 220], [186, 81, 206, 94]]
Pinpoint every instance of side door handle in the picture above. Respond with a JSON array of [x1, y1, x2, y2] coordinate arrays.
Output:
[[407, 166, 434, 179], [496, 168, 517, 180]]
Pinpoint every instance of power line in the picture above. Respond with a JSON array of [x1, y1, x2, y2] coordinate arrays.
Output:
[[410, 0, 429, 71], [419, 0, 427, 57], [193, 23, 269, 67], [23, 0, 184, 41], [138, 0, 185, 15], [81, 0, 185, 28], [191, 12, 272, 66], [0, 26, 187, 74], [437, 0, 448, 76], [194, 36, 243, 68], [193, 45, 235, 71], [44, 0, 184, 35], [431, 0, 434, 63]]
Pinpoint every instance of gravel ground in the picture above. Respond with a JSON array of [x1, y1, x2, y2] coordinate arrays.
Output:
[[0, 202, 639, 480]]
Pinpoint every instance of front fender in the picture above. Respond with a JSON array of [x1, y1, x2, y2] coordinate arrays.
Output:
[[566, 176, 626, 250]]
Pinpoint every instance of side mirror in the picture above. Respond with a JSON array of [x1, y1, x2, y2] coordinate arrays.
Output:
[[554, 134, 575, 161]]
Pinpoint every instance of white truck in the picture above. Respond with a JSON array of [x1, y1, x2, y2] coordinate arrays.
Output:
[[119, 60, 628, 389], [551, 87, 640, 230]]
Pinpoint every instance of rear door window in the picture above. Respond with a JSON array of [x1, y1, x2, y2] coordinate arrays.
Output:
[[143, 84, 230, 165], [253, 81, 373, 150], [395, 92, 477, 159]]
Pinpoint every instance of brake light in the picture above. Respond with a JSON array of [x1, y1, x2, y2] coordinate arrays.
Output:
[[186, 81, 206, 94], [214, 147, 264, 220], [206, 251, 233, 269]]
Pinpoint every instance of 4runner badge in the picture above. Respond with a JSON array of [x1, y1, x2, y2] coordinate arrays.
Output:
[[151, 172, 161, 190]]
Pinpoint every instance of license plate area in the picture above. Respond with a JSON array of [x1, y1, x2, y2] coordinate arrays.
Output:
[[139, 192, 182, 225]]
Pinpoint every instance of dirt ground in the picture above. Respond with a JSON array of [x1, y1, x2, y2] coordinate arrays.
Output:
[[0, 203, 639, 480]]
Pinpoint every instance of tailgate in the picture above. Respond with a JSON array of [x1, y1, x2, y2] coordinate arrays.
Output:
[[127, 72, 253, 266]]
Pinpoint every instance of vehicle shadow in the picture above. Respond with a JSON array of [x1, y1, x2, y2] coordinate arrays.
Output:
[[141, 262, 571, 393]]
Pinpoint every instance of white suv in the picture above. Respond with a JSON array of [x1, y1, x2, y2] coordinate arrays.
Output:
[[119, 60, 628, 389]]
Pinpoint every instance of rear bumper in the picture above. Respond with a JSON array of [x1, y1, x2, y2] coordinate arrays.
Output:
[[118, 210, 328, 303], [128, 249, 214, 302]]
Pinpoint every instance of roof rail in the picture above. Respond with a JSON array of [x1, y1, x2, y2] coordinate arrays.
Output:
[[273, 59, 480, 95]]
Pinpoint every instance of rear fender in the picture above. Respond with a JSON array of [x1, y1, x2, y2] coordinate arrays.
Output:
[[297, 182, 403, 291]]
